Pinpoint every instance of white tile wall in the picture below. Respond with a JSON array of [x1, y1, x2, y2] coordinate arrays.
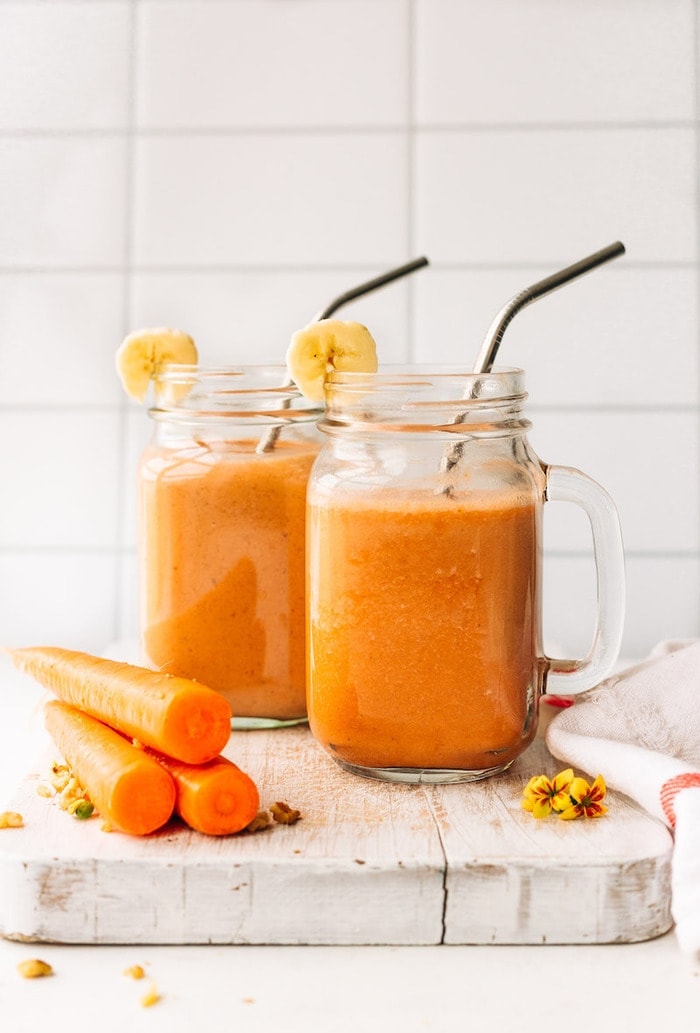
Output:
[[1, 0, 698, 662], [135, 1, 408, 128], [132, 134, 408, 265]]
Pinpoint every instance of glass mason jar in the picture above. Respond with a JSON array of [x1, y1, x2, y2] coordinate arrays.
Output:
[[138, 366, 321, 727], [307, 367, 625, 783]]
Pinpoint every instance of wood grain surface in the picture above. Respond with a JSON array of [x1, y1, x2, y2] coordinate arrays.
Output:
[[0, 728, 673, 946]]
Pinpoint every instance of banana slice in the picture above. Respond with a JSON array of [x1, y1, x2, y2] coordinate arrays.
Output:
[[286, 319, 378, 401], [115, 327, 198, 402]]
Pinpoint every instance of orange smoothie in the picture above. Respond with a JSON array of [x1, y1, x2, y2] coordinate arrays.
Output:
[[140, 437, 319, 719], [307, 485, 541, 773]]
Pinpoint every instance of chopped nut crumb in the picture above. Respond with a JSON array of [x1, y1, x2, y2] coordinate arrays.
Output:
[[0, 811, 24, 829], [71, 800, 95, 821], [245, 810, 271, 833], [270, 801, 302, 825], [123, 964, 146, 980], [17, 958, 53, 979], [140, 981, 161, 1007], [43, 761, 94, 820]]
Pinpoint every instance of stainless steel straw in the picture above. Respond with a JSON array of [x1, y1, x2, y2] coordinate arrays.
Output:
[[472, 241, 626, 375], [256, 256, 429, 453], [440, 241, 626, 483]]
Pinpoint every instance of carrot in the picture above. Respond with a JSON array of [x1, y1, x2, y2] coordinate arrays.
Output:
[[8, 646, 232, 764], [44, 700, 176, 836], [150, 752, 260, 836]]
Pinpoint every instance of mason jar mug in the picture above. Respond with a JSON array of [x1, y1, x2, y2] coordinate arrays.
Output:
[[138, 366, 321, 726], [306, 367, 625, 783]]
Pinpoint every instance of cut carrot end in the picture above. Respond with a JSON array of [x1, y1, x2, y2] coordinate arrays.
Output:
[[44, 701, 177, 837], [108, 762, 176, 837], [160, 687, 232, 764], [153, 754, 260, 836]]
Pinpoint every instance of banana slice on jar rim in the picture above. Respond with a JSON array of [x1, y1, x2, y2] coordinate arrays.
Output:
[[115, 327, 198, 402], [286, 319, 378, 402]]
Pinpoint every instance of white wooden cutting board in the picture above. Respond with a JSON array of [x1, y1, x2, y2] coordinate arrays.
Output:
[[0, 727, 672, 946]]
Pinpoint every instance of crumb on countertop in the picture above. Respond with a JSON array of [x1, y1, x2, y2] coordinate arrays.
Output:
[[270, 801, 302, 825], [17, 958, 53, 979]]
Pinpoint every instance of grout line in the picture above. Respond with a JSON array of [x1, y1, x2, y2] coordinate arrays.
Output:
[[693, 0, 700, 634], [112, 0, 139, 645], [405, 0, 416, 362], [0, 260, 696, 276], [0, 121, 698, 139]]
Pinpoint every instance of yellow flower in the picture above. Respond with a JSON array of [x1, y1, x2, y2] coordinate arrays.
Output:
[[521, 768, 574, 819], [557, 775, 608, 820]]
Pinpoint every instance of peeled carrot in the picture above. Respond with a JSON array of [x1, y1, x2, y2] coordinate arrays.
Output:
[[44, 700, 176, 836], [8, 646, 231, 764], [150, 752, 260, 836]]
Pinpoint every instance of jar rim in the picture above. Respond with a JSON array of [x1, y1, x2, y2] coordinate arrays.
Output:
[[152, 362, 293, 384], [321, 364, 529, 436], [147, 363, 321, 422], [326, 363, 524, 388]]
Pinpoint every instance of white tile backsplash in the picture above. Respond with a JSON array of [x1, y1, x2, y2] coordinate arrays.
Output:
[[530, 410, 700, 553], [0, 552, 119, 651], [415, 128, 697, 264], [0, 411, 121, 549], [0, 3, 131, 131], [122, 407, 153, 552], [0, 138, 128, 267], [0, 274, 125, 406], [414, 267, 699, 406], [415, 0, 695, 125], [136, 0, 407, 128], [545, 555, 700, 661], [0, 0, 697, 659], [132, 134, 408, 266], [130, 269, 411, 364]]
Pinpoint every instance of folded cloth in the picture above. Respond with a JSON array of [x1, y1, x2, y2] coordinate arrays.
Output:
[[545, 639, 700, 958]]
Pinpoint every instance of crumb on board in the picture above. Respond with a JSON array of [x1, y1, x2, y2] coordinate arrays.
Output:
[[0, 811, 24, 829], [38, 761, 96, 821], [245, 810, 271, 833], [140, 982, 161, 1007], [270, 801, 302, 825], [17, 958, 53, 979], [123, 964, 146, 980]]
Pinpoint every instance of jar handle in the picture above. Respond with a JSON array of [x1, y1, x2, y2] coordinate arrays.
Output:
[[543, 465, 626, 695]]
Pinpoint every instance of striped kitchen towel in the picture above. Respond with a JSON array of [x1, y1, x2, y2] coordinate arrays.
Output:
[[546, 639, 700, 959]]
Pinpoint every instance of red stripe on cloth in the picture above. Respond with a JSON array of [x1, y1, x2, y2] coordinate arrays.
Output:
[[542, 695, 575, 709], [660, 772, 700, 829]]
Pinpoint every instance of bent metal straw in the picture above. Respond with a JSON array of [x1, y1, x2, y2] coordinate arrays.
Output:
[[256, 256, 430, 453], [440, 241, 626, 484]]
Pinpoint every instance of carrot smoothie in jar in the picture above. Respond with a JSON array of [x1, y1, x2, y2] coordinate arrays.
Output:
[[306, 366, 626, 782], [308, 485, 540, 774], [138, 366, 320, 725]]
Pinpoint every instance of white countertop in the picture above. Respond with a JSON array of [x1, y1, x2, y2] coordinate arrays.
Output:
[[1, 653, 698, 1032]]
